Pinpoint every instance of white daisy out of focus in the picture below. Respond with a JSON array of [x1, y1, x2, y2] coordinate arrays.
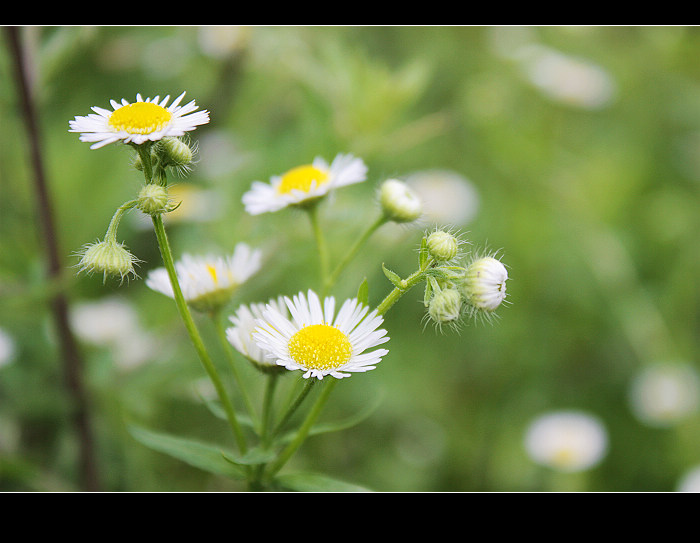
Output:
[[0, 327, 17, 368], [242, 153, 367, 215], [628, 363, 700, 427], [677, 464, 700, 492], [70, 296, 157, 370], [145, 243, 262, 312], [516, 45, 616, 110], [198, 26, 251, 59], [524, 410, 608, 472], [404, 169, 480, 226]]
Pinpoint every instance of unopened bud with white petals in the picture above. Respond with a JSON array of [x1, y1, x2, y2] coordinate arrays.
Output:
[[462, 256, 508, 314], [379, 179, 422, 223]]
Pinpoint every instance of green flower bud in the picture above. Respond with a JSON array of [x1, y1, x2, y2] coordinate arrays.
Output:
[[427, 230, 460, 262], [428, 288, 463, 325], [379, 178, 422, 223], [159, 137, 194, 169], [137, 184, 171, 216], [77, 239, 139, 283]]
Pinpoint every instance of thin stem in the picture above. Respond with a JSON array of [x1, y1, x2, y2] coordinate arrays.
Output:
[[5, 26, 100, 491], [324, 215, 387, 295], [211, 313, 259, 432], [264, 378, 337, 482], [104, 200, 137, 242], [306, 202, 330, 288], [151, 214, 248, 455], [271, 377, 316, 438], [260, 373, 279, 446]]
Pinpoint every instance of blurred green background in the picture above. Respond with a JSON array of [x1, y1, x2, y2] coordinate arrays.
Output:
[[2, 25, 700, 492]]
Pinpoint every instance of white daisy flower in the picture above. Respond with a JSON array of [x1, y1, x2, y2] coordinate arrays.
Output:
[[226, 297, 288, 370], [252, 290, 389, 380], [524, 411, 608, 472], [69, 92, 209, 150], [242, 153, 367, 215], [145, 243, 262, 312]]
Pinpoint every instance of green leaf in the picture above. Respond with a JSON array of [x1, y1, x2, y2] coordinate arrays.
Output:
[[129, 425, 245, 478], [221, 446, 277, 467], [356, 277, 369, 306], [278, 389, 384, 443], [382, 263, 404, 289], [419, 236, 428, 269], [274, 472, 371, 492]]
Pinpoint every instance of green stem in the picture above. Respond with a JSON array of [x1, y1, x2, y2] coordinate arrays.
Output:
[[375, 267, 429, 316], [135, 143, 154, 185], [104, 200, 137, 242], [151, 214, 248, 455], [271, 377, 316, 438], [211, 313, 259, 433], [260, 373, 279, 446], [306, 202, 330, 288], [264, 377, 337, 482], [324, 215, 387, 295]]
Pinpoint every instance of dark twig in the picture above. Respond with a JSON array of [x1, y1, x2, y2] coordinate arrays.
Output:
[[5, 26, 100, 491]]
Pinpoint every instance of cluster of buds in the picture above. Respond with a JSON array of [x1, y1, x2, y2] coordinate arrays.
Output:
[[77, 136, 196, 282], [421, 229, 509, 329]]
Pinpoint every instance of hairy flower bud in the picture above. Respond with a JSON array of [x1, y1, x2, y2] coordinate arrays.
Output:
[[379, 179, 422, 223], [77, 239, 139, 282], [428, 288, 463, 325], [427, 230, 460, 262], [159, 137, 194, 170], [137, 183, 171, 216], [462, 256, 508, 313]]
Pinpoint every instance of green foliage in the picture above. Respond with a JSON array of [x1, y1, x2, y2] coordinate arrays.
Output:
[[3, 26, 700, 492]]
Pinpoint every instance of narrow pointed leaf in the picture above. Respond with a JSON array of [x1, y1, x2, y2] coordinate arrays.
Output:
[[129, 425, 244, 478]]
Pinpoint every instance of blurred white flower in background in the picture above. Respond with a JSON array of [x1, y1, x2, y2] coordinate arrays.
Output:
[[516, 45, 616, 110], [677, 464, 700, 492], [524, 410, 608, 472], [197, 26, 251, 59], [70, 297, 157, 370], [0, 327, 17, 368], [628, 363, 700, 427], [487, 28, 616, 110], [404, 170, 480, 226]]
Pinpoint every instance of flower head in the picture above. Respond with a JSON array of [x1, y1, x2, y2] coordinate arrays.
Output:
[[77, 239, 140, 282], [524, 411, 608, 472], [145, 243, 262, 312], [69, 92, 209, 150], [226, 297, 288, 371], [252, 290, 389, 380], [242, 153, 367, 215], [461, 254, 508, 319], [628, 363, 700, 427]]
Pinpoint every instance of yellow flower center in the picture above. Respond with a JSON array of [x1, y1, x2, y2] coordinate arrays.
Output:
[[552, 448, 577, 469], [206, 264, 218, 284], [108, 102, 172, 134], [277, 165, 329, 195], [288, 324, 352, 371]]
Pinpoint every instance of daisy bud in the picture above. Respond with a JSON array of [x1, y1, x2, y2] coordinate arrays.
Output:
[[379, 178, 422, 223], [159, 136, 194, 168], [462, 256, 508, 313], [137, 183, 171, 216], [428, 288, 463, 325], [427, 230, 459, 262], [77, 239, 139, 282]]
